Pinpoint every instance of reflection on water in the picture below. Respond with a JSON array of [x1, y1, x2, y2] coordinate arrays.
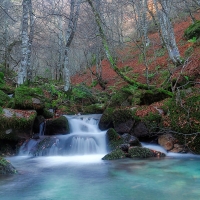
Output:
[[0, 156, 200, 200]]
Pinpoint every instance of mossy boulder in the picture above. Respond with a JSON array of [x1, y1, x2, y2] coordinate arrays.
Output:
[[45, 116, 69, 135], [0, 90, 10, 107], [102, 149, 126, 160], [0, 157, 17, 175], [106, 128, 124, 151], [140, 89, 172, 105], [0, 108, 37, 140], [165, 88, 200, 134], [184, 20, 200, 39], [128, 147, 165, 158], [112, 109, 135, 134], [41, 108, 54, 119], [109, 90, 130, 107], [14, 86, 45, 110], [98, 107, 114, 130], [83, 103, 105, 114], [121, 133, 141, 147]]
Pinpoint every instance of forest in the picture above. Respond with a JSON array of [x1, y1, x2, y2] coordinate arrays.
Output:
[[0, 1, 200, 199]]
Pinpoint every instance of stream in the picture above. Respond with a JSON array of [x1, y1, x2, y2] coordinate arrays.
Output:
[[0, 115, 200, 200]]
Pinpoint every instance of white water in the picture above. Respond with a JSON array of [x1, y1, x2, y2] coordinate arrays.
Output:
[[19, 114, 107, 157]]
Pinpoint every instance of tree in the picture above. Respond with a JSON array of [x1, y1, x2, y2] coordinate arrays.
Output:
[[63, 0, 81, 91]]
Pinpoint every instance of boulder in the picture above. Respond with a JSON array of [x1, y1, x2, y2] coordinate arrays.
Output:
[[121, 133, 141, 147], [45, 116, 69, 135], [158, 134, 176, 151], [102, 149, 126, 160], [131, 122, 149, 139], [14, 86, 45, 110], [112, 109, 135, 134], [106, 128, 124, 151], [0, 157, 17, 175], [98, 108, 114, 130], [0, 108, 37, 140], [128, 147, 166, 158]]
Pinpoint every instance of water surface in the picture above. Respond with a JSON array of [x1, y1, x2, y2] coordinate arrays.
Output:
[[0, 155, 200, 200]]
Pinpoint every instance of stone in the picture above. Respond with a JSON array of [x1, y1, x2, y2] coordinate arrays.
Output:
[[114, 119, 135, 134], [0, 157, 17, 175], [158, 134, 176, 151], [131, 122, 149, 138], [121, 133, 141, 147]]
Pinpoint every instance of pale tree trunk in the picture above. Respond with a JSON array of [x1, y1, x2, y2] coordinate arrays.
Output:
[[18, 0, 29, 85], [154, 0, 181, 65], [27, 0, 35, 82], [131, 0, 150, 46], [63, 0, 81, 91]]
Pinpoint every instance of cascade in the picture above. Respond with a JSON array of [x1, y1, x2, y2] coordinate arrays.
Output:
[[19, 114, 107, 156]]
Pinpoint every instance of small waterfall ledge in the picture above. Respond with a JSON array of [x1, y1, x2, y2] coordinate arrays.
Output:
[[19, 114, 107, 156]]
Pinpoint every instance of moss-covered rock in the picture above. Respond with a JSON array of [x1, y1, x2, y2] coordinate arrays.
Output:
[[0, 90, 10, 107], [45, 116, 69, 135], [109, 90, 130, 107], [140, 89, 172, 105], [0, 108, 37, 140], [165, 88, 200, 134], [128, 147, 165, 158], [112, 109, 135, 133], [102, 149, 126, 160], [98, 107, 114, 130], [106, 128, 124, 151], [83, 103, 105, 114], [41, 108, 54, 119], [184, 20, 200, 39], [0, 157, 17, 175], [14, 86, 45, 110]]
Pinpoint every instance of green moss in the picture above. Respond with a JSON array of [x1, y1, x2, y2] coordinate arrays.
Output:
[[0, 90, 10, 107], [0, 156, 17, 174], [106, 128, 124, 151], [112, 109, 134, 127], [42, 108, 53, 119], [102, 149, 126, 160], [0, 110, 36, 140], [184, 20, 200, 39], [166, 89, 200, 134], [14, 86, 44, 109], [128, 147, 165, 158], [140, 89, 172, 105], [83, 104, 104, 114], [98, 107, 114, 130], [0, 72, 4, 84], [109, 90, 130, 107]]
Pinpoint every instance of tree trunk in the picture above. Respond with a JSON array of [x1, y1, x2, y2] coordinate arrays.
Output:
[[18, 0, 29, 85], [27, 0, 35, 82], [63, 0, 81, 91]]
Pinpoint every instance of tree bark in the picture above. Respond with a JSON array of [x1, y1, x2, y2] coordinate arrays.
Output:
[[63, 0, 81, 91], [18, 0, 29, 85]]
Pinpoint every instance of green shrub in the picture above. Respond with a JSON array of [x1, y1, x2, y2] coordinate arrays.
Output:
[[184, 20, 200, 39]]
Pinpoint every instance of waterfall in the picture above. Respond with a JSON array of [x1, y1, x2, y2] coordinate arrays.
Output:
[[19, 114, 107, 156]]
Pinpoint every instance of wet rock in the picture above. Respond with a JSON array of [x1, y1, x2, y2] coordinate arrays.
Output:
[[114, 119, 135, 134], [121, 133, 141, 147], [170, 144, 185, 153], [119, 144, 130, 152], [128, 147, 166, 158], [45, 116, 69, 135], [102, 149, 126, 160], [131, 122, 149, 139], [106, 128, 123, 151], [0, 157, 17, 175], [158, 134, 176, 151]]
